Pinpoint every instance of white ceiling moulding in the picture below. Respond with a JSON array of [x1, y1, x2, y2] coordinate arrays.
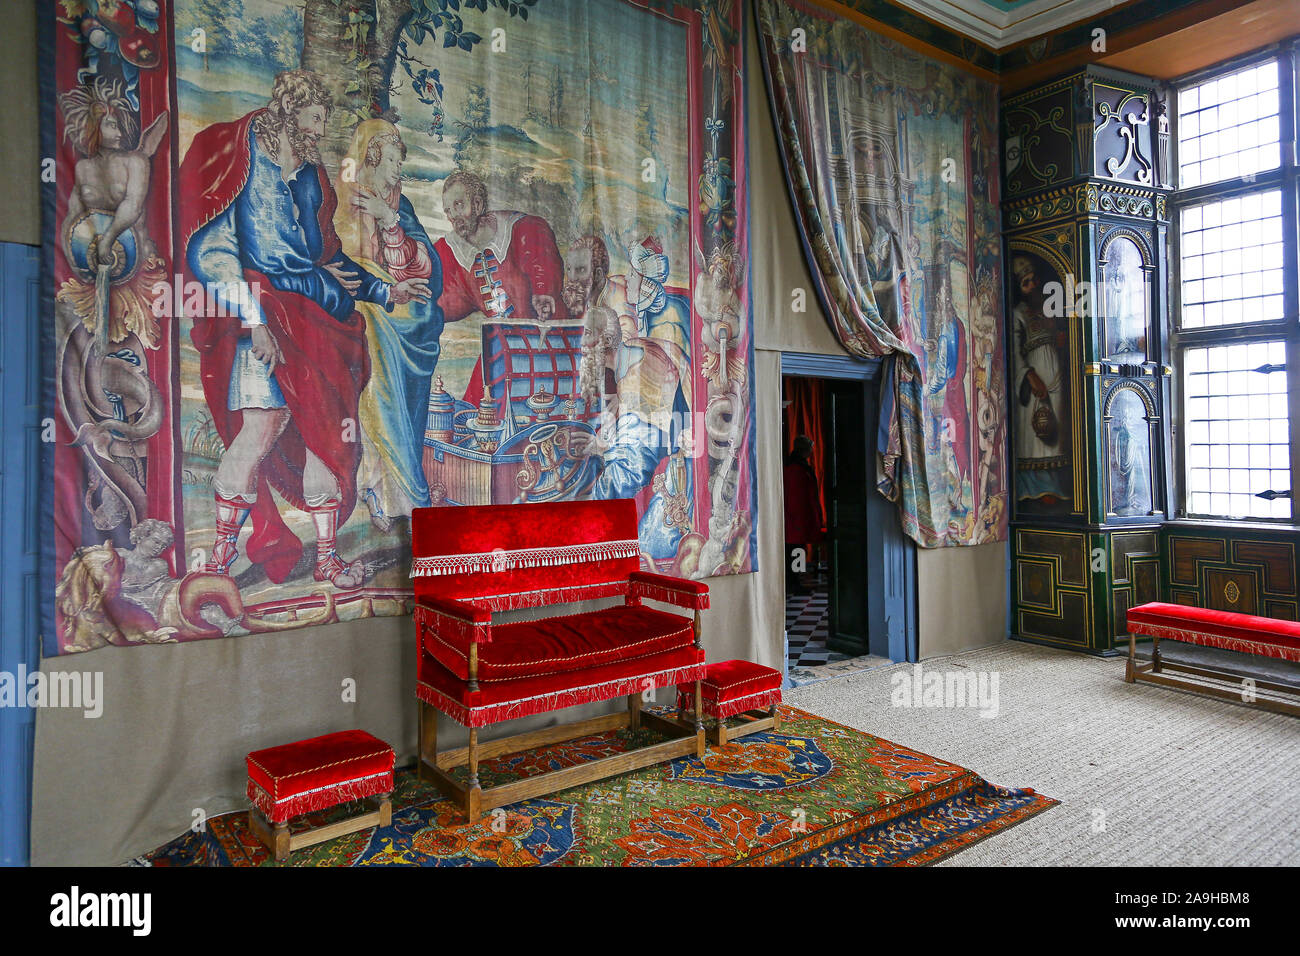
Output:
[[890, 0, 1124, 50]]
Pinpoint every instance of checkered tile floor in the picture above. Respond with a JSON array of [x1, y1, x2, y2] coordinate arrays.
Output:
[[785, 585, 851, 669]]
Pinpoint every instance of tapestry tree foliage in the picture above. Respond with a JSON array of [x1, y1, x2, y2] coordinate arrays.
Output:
[[301, 0, 540, 165], [173, 0, 302, 71]]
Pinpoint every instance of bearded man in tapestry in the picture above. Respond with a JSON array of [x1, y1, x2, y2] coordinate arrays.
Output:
[[435, 169, 568, 405], [181, 69, 429, 588]]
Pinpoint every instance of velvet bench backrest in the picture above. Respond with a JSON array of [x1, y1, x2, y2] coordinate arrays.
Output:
[[410, 498, 641, 611]]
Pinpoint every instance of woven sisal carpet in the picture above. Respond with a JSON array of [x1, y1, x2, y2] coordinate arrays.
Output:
[[136, 705, 1054, 866], [789, 641, 1300, 866]]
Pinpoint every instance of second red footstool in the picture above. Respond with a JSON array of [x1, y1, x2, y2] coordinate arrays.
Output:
[[246, 729, 395, 862], [676, 659, 783, 746]]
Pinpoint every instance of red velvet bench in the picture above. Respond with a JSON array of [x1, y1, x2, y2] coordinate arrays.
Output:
[[676, 660, 783, 745], [1126, 603, 1300, 717], [412, 499, 708, 822], [246, 730, 395, 862]]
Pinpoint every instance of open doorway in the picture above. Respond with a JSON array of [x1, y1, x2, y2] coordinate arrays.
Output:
[[781, 355, 918, 682], [781, 375, 833, 664]]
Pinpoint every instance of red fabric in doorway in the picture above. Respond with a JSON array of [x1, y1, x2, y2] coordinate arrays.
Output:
[[783, 378, 827, 542]]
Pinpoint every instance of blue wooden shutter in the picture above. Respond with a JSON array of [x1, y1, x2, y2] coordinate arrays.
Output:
[[0, 241, 41, 866]]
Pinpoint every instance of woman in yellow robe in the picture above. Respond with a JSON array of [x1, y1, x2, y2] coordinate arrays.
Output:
[[334, 120, 443, 528]]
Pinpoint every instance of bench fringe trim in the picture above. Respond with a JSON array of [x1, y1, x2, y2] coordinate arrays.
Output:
[[676, 686, 783, 720], [412, 540, 640, 577], [417, 661, 707, 727], [1130, 623, 1300, 663], [247, 770, 394, 824], [414, 583, 632, 641], [415, 604, 489, 646], [628, 580, 710, 610], [475, 580, 629, 612]]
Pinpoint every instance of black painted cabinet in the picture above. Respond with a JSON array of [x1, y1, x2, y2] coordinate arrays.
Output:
[[1003, 66, 1174, 653]]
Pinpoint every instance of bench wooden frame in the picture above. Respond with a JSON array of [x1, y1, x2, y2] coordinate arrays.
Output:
[[1125, 628, 1300, 717], [411, 499, 712, 821], [419, 608, 708, 822], [679, 702, 780, 746], [418, 688, 705, 821], [248, 793, 393, 863]]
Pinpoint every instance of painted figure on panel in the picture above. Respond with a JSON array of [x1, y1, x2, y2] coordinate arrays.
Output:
[[1107, 387, 1152, 517], [181, 69, 428, 588], [1102, 236, 1149, 362], [1011, 253, 1070, 509], [335, 119, 441, 530]]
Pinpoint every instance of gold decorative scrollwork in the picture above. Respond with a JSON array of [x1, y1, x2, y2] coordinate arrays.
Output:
[[515, 424, 576, 498]]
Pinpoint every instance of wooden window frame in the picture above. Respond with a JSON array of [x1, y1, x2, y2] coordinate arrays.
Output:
[[1169, 40, 1300, 525]]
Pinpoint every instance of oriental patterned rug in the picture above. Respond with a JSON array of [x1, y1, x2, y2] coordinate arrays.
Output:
[[137, 706, 1055, 867]]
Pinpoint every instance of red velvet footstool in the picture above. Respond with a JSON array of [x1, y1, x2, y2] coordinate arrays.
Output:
[[677, 660, 783, 746], [246, 729, 395, 862]]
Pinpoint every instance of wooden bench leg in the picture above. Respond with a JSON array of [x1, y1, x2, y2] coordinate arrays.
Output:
[[466, 727, 483, 822], [771, 704, 781, 731], [248, 808, 290, 862], [418, 700, 439, 780], [692, 613, 707, 757], [272, 820, 290, 862], [378, 793, 392, 827], [693, 679, 706, 757], [675, 693, 711, 745], [628, 692, 642, 731], [1151, 633, 1162, 674], [1126, 630, 1137, 683]]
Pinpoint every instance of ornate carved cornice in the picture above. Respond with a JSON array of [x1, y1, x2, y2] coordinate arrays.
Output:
[[1082, 182, 1167, 221], [1005, 181, 1169, 227], [1003, 186, 1079, 229]]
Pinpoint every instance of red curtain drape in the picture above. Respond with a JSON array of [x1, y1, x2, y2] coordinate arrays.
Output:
[[782, 377, 827, 533]]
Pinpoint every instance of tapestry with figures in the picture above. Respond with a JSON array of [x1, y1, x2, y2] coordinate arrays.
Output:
[[756, 0, 1006, 547], [43, 0, 755, 655]]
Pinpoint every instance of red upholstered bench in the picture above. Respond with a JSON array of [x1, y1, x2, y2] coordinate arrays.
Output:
[[411, 498, 708, 821], [1126, 603, 1300, 716], [246, 730, 395, 862], [677, 660, 783, 745]]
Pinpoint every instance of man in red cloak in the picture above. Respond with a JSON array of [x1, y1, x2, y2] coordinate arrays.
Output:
[[180, 69, 425, 588], [434, 170, 567, 405]]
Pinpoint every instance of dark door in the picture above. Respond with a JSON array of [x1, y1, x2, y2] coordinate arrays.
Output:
[[826, 379, 869, 655]]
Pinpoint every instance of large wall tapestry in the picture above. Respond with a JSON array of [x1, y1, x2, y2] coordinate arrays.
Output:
[[43, 0, 755, 655], [756, 0, 1006, 547]]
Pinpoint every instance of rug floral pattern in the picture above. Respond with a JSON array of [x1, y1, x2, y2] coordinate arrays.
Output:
[[139, 707, 1055, 867]]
